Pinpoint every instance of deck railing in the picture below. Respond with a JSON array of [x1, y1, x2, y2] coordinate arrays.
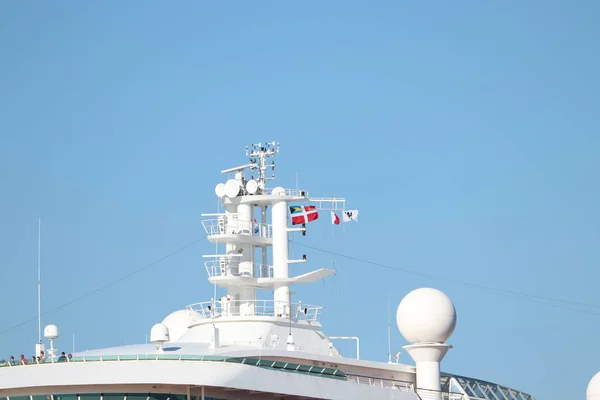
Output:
[[186, 299, 323, 321], [347, 374, 415, 392], [204, 260, 273, 279], [414, 389, 470, 400], [0, 355, 345, 380], [0, 355, 476, 397], [201, 216, 272, 239], [265, 188, 309, 198]]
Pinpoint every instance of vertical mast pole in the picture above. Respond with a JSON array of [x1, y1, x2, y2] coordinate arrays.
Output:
[[387, 300, 392, 363], [37, 218, 41, 344]]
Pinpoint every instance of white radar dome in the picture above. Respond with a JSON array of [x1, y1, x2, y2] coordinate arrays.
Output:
[[396, 287, 456, 344], [150, 323, 170, 343], [44, 324, 59, 340], [588, 371, 600, 400], [246, 179, 258, 195], [162, 309, 203, 342], [271, 186, 286, 196], [224, 179, 241, 198], [215, 183, 226, 198]]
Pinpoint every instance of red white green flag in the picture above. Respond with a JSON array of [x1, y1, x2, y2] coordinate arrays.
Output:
[[289, 205, 319, 225]]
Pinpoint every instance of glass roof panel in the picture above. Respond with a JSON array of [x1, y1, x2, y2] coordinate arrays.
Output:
[[491, 386, 506, 400], [441, 373, 535, 400], [449, 380, 464, 394], [471, 383, 487, 398]]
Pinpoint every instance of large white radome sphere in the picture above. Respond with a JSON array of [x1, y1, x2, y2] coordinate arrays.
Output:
[[588, 371, 600, 400], [162, 309, 202, 342], [396, 287, 457, 344]]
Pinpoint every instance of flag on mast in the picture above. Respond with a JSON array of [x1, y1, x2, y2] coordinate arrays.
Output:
[[289, 205, 319, 225], [331, 211, 340, 225], [342, 209, 359, 222]]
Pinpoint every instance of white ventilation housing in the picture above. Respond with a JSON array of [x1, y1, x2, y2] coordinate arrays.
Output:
[[44, 324, 59, 340], [396, 287, 456, 344]]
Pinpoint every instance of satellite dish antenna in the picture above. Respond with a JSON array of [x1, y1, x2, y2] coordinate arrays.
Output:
[[215, 183, 226, 198], [224, 179, 241, 198], [246, 179, 258, 195]]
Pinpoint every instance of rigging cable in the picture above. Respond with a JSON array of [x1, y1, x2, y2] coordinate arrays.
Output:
[[294, 242, 600, 316], [3, 236, 599, 337], [0, 238, 204, 336]]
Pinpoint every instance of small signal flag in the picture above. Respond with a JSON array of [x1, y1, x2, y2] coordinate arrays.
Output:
[[331, 212, 340, 225]]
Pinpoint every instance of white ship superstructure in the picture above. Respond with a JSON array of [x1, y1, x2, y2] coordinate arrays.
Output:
[[0, 142, 539, 400], [195, 142, 337, 357]]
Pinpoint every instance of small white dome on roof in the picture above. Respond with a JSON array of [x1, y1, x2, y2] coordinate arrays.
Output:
[[271, 186, 286, 196], [162, 309, 203, 342], [396, 287, 456, 344], [588, 371, 600, 399], [44, 324, 59, 340], [150, 323, 169, 343]]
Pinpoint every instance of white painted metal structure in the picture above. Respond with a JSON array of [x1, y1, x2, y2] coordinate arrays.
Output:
[[589, 372, 600, 400], [0, 142, 536, 400], [397, 288, 455, 400]]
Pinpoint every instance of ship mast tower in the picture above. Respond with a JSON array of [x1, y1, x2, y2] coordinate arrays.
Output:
[[201, 142, 334, 329]]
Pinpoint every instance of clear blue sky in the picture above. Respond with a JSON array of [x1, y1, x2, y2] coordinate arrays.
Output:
[[1, 1, 599, 398]]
